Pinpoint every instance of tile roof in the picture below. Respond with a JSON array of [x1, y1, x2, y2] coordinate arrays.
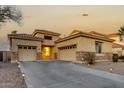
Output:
[[33, 29, 61, 36], [8, 34, 43, 41], [55, 30, 115, 43]]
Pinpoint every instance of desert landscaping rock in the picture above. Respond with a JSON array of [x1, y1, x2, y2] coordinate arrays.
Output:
[[0, 63, 27, 88]]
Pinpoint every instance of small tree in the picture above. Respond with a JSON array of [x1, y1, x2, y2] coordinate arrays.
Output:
[[118, 26, 124, 34], [0, 6, 22, 25]]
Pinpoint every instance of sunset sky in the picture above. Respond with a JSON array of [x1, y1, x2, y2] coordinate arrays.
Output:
[[0, 5, 124, 49]]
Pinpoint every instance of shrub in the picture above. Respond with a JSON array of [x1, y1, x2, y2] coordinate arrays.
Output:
[[112, 54, 118, 62], [119, 56, 124, 62], [86, 52, 95, 64]]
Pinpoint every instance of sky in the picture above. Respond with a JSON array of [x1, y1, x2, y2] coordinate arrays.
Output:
[[0, 5, 124, 49]]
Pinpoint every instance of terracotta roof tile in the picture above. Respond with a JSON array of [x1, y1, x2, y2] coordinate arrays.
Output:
[[33, 29, 61, 36], [55, 30, 115, 43], [8, 34, 43, 41]]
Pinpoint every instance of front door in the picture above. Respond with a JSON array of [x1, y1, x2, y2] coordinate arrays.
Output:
[[41, 46, 55, 60]]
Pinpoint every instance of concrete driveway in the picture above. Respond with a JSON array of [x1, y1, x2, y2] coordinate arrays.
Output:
[[20, 61, 124, 88]]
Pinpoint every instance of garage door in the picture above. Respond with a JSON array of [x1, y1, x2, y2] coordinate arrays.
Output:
[[18, 46, 36, 62], [59, 44, 77, 62]]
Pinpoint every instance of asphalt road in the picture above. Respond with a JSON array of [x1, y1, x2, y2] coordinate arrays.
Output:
[[20, 61, 124, 88]]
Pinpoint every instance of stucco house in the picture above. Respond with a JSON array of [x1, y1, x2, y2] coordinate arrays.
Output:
[[108, 33, 124, 56], [55, 30, 114, 63], [8, 29, 60, 63], [8, 29, 114, 63]]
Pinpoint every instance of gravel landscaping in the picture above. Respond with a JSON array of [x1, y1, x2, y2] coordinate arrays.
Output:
[[81, 61, 124, 75], [0, 62, 27, 88]]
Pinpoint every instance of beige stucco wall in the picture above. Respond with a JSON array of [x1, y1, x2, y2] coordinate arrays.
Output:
[[56, 37, 81, 51], [56, 37, 112, 53], [11, 39, 41, 52], [56, 36, 113, 62], [102, 41, 112, 53], [10, 39, 42, 63], [80, 37, 112, 53], [35, 33, 59, 46]]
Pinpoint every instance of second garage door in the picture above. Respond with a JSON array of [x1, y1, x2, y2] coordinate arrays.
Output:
[[59, 44, 77, 62], [18, 46, 36, 62]]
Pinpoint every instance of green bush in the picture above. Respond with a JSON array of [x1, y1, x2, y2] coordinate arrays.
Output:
[[112, 54, 118, 62]]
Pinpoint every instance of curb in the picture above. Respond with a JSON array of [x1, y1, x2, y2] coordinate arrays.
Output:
[[19, 63, 33, 88]]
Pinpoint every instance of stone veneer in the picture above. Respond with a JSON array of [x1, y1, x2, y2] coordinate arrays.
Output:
[[11, 52, 19, 63], [36, 52, 41, 61], [76, 51, 112, 63], [95, 52, 112, 61]]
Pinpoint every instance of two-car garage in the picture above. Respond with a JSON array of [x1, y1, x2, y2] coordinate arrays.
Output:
[[18, 45, 37, 62], [58, 44, 77, 62], [8, 33, 42, 63]]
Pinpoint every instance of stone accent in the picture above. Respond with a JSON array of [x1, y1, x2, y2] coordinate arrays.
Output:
[[95, 52, 112, 61], [36, 52, 41, 61], [76, 51, 93, 63], [11, 52, 19, 63], [76, 51, 112, 63]]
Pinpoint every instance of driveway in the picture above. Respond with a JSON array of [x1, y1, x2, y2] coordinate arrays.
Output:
[[20, 61, 124, 88]]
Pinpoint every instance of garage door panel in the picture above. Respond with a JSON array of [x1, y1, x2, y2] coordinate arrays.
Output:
[[19, 49, 36, 62], [59, 48, 76, 61]]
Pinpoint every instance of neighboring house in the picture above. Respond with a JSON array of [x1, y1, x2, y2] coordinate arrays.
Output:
[[8, 29, 114, 63], [108, 33, 124, 56], [55, 30, 114, 63], [0, 42, 11, 62], [8, 29, 60, 63]]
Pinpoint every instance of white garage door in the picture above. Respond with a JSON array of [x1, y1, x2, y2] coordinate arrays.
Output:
[[18, 46, 36, 62], [59, 44, 77, 62]]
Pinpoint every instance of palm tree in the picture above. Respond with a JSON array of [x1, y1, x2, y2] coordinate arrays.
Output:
[[118, 26, 124, 41], [118, 26, 124, 34], [0, 6, 22, 25]]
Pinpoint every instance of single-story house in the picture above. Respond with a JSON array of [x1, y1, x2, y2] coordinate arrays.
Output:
[[8, 29, 114, 63], [55, 30, 114, 63], [0, 42, 11, 62]]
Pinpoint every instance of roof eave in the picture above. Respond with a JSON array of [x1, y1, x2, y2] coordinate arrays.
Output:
[[55, 33, 114, 43], [33, 30, 61, 36]]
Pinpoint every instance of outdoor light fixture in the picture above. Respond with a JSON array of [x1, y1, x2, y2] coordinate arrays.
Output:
[[18, 65, 20, 68], [22, 73, 25, 77], [109, 68, 113, 73], [87, 64, 90, 67]]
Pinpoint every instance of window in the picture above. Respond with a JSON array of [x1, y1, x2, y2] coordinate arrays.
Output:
[[32, 46, 36, 49], [18, 45, 36, 50], [44, 35, 52, 40], [95, 41, 102, 53], [28, 46, 31, 49], [59, 44, 77, 50], [23, 46, 27, 49], [18, 46, 22, 49]]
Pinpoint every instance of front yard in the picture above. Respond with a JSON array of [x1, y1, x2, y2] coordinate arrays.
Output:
[[81, 61, 124, 75], [0, 63, 27, 88]]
